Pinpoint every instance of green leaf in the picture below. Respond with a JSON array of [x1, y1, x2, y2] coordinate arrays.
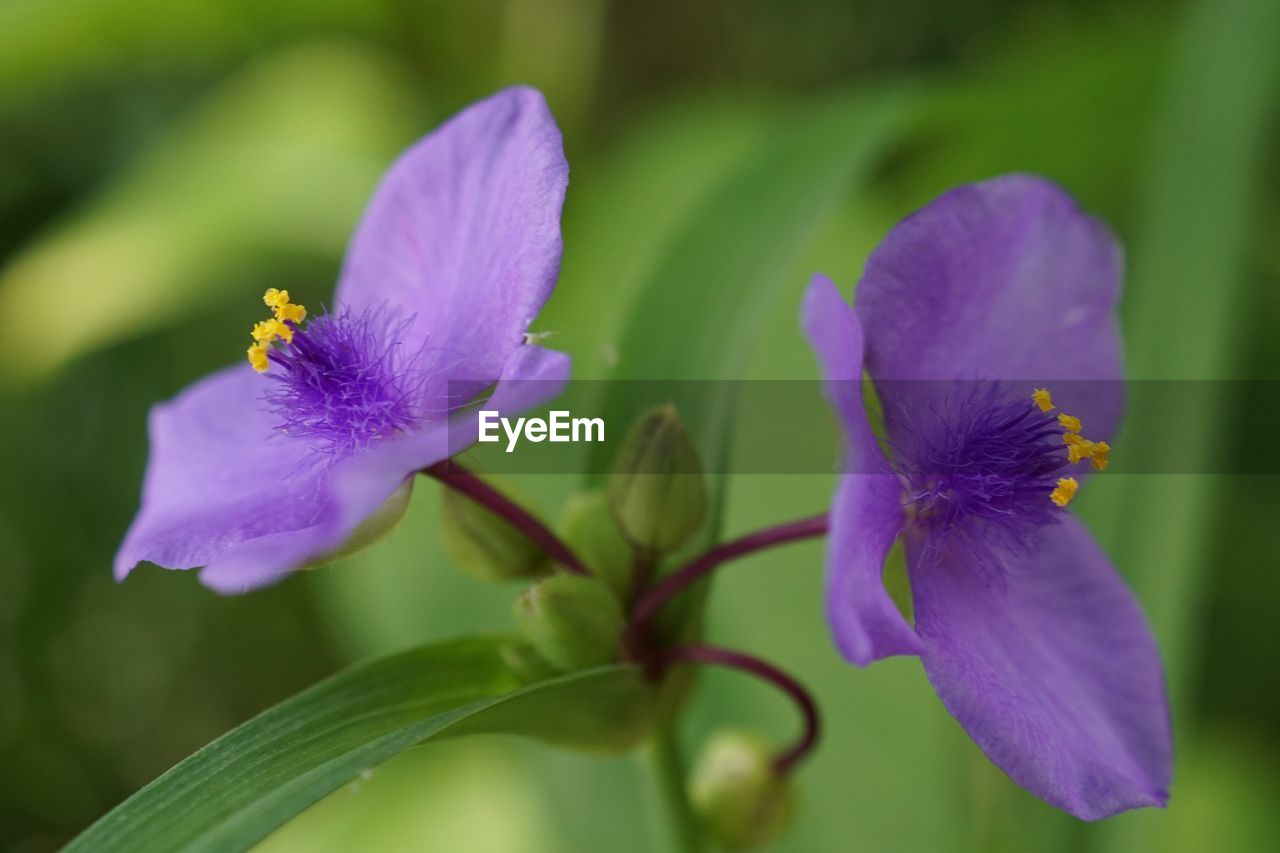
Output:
[[587, 87, 918, 501], [536, 96, 777, 380], [0, 1, 385, 97], [1087, 0, 1280, 849], [579, 88, 919, 853], [582, 88, 918, 672], [68, 637, 651, 853]]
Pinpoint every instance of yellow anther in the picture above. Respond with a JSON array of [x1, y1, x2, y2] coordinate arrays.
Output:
[[274, 301, 307, 324], [251, 319, 293, 344], [262, 288, 307, 324], [1066, 440, 1087, 465], [247, 341, 271, 373], [1050, 477, 1079, 507], [248, 290, 307, 373], [1090, 441, 1110, 472], [1035, 386, 1115, 471]]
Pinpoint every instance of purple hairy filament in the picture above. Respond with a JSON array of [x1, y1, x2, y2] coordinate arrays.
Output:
[[887, 386, 1105, 572], [247, 289, 423, 456]]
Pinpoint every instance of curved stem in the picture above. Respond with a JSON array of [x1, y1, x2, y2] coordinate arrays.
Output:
[[661, 644, 820, 775], [626, 514, 828, 656], [422, 460, 589, 576]]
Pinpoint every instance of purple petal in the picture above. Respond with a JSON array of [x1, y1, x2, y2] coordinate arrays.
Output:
[[197, 345, 571, 593], [445, 343, 572, 457], [907, 515, 1172, 819], [856, 175, 1125, 440], [119, 346, 570, 594], [803, 275, 922, 665], [335, 86, 568, 398], [113, 365, 329, 581]]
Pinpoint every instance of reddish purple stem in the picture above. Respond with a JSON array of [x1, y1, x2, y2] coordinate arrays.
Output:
[[423, 461, 589, 576], [661, 644, 821, 774], [421, 466, 827, 774], [626, 514, 829, 654]]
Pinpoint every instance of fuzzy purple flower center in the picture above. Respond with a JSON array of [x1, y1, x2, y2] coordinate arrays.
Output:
[[887, 386, 1084, 569], [263, 309, 422, 456]]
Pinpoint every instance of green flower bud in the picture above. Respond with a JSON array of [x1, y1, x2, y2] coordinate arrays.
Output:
[[559, 491, 634, 600], [499, 640, 562, 685], [689, 730, 794, 850], [514, 575, 624, 671], [440, 477, 550, 582], [607, 404, 706, 554]]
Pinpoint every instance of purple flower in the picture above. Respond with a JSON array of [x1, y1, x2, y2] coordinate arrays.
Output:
[[803, 175, 1172, 819], [116, 87, 570, 594]]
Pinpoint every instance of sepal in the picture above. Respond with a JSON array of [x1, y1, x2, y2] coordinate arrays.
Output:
[[514, 575, 625, 670]]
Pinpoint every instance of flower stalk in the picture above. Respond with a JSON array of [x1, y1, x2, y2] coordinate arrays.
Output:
[[625, 513, 829, 658], [661, 644, 821, 774], [423, 461, 590, 576], [428, 457, 828, 777]]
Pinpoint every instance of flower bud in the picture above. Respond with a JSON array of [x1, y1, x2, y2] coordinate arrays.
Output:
[[499, 640, 562, 685], [689, 731, 793, 850], [559, 491, 633, 599], [514, 575, 624, 671], [440, 478, 550, 582], [607, 405, 706, 554]]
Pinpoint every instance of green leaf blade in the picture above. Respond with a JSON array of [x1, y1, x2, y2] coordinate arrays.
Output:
[[588, 86, 919, 498], [68, 637, 648, 853]]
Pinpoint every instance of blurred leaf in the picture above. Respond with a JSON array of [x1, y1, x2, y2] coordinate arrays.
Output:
[[0, 0, 387, 97], [0, 42, 420, 383], [583, 86, 919, 852], [1085, 0, 1280, 706], [1153, 731, 1280, 853], [67, 636, 650, 852], [257, 742, 568, 853], [539, 96, 778, 379], [904, 11, 1169, 216], [588, 86, 919, 508], [1080, 0, 1280, 849]]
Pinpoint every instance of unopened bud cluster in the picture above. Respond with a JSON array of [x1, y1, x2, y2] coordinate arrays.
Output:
[[438, 406, 710, 679]]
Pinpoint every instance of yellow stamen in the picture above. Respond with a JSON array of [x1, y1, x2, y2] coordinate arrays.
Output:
[[1050, 477, 1079, 507], [247, 290, 307, 374], [251, 319, 293, 344], [274, 301, 307, 324], [263, 288, 307, 324], [247, 341, 271, 373], [1066, 440, 1087, 465], [1034, 386, 1114, 487], [1090, 441, 1110, 472]]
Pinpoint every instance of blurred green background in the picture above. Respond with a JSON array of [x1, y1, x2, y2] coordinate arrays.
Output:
[[2, 0, 1278, 850]]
